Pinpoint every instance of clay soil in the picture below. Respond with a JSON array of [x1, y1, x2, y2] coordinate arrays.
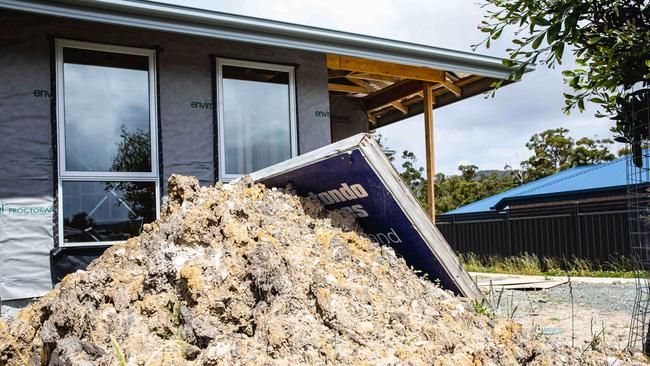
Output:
[[0, 175, 646, 365]]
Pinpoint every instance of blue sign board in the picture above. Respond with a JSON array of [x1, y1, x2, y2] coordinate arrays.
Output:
[[253, 134, 481, 299]]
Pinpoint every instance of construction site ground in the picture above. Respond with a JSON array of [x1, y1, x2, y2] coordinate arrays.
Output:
[[472, 272, 637, 353]]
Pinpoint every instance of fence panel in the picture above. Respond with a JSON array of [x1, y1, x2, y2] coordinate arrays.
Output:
[[437, 204, 631, 262]]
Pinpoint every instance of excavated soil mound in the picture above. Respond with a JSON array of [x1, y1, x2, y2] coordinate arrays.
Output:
[[0, 175, 645, 365]]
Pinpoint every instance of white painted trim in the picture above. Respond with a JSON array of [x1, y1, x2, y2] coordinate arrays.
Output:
[[55, 38, 158, 179], [55, 38, 160, 247], [215, 58, 298, 182]]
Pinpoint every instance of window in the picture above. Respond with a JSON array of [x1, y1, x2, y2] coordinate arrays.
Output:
[[55, 39, 159, 246], [216, 59, 297, 181]]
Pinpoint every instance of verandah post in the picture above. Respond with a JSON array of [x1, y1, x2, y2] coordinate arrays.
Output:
[[423, 81, 436, 222]]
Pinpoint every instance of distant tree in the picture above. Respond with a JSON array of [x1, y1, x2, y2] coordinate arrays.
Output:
[[617, 144, 650, 157], [572, 137, 616, 165], [504, 163, 526, 185], [374, 127, 614, 214], [398, 150, 428, 209], [459, 164, 479, 181], [520, 127, 615, 181], [434, 165, 517, 213], [520, 128, 575, 181]]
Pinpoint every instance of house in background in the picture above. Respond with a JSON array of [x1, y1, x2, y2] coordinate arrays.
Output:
[[0, 0, 519, 302], [437, 155, 639, 264]]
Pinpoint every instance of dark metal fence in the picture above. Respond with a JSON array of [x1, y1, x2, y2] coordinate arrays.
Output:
[[436, 197, 630, 263]]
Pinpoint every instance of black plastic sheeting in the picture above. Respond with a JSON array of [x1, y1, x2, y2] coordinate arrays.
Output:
[[50, 246, 110, 285]]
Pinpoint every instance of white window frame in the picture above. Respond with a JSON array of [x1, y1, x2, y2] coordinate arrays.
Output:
[[55, 39, 160, 247], [215, 58, 298, 182]]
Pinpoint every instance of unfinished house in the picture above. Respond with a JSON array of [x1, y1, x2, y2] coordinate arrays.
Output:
[[0, 0, 519, 302]]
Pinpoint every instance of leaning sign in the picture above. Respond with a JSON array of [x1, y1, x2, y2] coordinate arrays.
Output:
[[251, 133, 483, 299]]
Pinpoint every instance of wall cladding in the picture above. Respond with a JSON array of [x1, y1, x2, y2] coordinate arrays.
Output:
[[329, 95, 369, 142], [0, 10, 331, 300], [0, 13, 55, 300]]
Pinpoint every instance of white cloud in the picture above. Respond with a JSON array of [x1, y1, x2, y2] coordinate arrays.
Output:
[[161, 0, 619, 175]]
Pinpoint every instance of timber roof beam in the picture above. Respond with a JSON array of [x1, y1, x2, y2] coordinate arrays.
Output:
[[327, 54, 445, 83], [328, 83, 368, 94]]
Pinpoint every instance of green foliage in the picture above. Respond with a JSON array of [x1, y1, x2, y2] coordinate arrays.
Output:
[[398, 150, 429, 207], [474, 0, 650, 119], [520, 127, 615, 182], [435, 167, 518, 213], [470, 298, 495, 318], [375, 126, 616, 214], [396, 151, 517, 214]]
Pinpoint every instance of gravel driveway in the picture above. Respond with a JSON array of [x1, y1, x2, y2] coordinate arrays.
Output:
[[476, 273, 638, 352]]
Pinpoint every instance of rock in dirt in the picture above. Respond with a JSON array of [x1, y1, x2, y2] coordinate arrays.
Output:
[[0, 175, 646, 365]]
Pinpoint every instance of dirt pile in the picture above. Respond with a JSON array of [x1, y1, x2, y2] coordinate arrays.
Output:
[[0, 175, 645, 365]]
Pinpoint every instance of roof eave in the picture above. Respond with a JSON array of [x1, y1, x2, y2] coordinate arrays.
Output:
[[0, 0, 529, 79]]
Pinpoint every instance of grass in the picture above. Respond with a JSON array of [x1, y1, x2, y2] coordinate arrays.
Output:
[[459, 252, 641, 278], [110, 335, 127, 366]]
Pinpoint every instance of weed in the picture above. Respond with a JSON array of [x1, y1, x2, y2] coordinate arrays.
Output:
[[176, 328, 187, 358], [530, 320, 543, 341], [470, 298, 495, 318], [488, 281, 506, 310], [568, 274, 575, 348], [507, 291, 518, 320], [581, 320, 607, 357], [110, 335, 127, 366], [588, 318, 607, 351]]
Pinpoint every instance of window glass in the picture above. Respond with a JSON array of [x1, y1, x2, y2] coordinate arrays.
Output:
[[63, 48, 151, 172], [62, 181, 156, 243], [221, 65, 292, 175]]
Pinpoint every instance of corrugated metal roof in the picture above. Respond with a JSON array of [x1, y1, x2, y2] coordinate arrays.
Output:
[[0, 0, 527, 79], [444, 155, 632, 215]]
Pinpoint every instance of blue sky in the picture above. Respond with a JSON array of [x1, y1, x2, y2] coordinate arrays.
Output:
[[161, 0, 617, 175]]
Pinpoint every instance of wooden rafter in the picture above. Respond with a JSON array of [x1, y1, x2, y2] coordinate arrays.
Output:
[[370, 77, 499, 128], [362, 75, 485, 113], [327, 54, 445, 83], [361, 79, 423, 111], [326, 54, 494, 124], [328, 83, 368, 94], [345, 77, 376, 93], [446, 73, 460, 83], [348, 77, 409, 115], [440, 80, 461, 97], [390, 101, 408, 114], [328, 69, 351, 79], [347, 73, 401, 83]]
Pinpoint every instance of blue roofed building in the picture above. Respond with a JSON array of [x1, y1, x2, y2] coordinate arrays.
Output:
[[436, 154, 643, 263]]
